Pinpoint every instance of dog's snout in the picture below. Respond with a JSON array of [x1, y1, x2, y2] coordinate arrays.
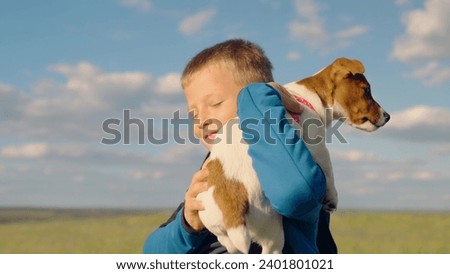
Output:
[[383, 112, 390, 123]]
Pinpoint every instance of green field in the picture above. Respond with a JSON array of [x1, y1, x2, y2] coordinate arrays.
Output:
[[0, 208, 449, 253]]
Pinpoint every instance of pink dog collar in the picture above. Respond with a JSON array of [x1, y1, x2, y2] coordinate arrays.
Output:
[[289, 95, 315, 124]]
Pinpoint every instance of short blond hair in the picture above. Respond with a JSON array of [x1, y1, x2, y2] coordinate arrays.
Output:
[[181, 39, 274, 89]]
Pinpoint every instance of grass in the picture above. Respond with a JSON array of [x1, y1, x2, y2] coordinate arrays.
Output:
[[0, 208, 169, 254], [331, 211, 450, 253], [0, 208, 449, 253]]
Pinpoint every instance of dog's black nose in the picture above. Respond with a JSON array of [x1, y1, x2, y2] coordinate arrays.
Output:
[[384, 112, 391, 123]]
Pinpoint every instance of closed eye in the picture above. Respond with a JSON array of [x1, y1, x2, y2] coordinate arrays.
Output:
[[211, 101, 223, 107], [188, 110, 198, 119]]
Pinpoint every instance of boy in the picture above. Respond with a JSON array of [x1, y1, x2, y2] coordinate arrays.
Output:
[[143, 39, 337, 253]]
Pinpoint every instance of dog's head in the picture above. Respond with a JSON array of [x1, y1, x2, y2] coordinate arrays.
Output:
[[328, 57, 390, 132]]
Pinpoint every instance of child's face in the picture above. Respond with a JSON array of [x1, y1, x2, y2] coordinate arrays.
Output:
[[184, 64, 244, 151]]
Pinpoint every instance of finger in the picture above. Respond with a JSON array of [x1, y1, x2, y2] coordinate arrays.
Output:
[[192, 171, 209, 189], [187, 182, 208, 198], [185, 193, 205, 211], [189, 198, 205, 211], [187, 177, 209, 199], [194, 169, 209, 182]]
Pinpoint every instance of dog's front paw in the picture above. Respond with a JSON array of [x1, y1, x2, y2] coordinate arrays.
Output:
[[322, 188, 338, 213]]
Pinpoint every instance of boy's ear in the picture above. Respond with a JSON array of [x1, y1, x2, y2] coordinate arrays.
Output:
[[267, 82, 304, 115]]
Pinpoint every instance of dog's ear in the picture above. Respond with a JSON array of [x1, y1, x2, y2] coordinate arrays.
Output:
[[330, 57, 365, 82]]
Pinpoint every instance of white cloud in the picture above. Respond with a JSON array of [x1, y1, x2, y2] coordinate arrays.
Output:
[[0, 82, 29, 121], [289, 21, 328, 47], [156, 72, 182, 94], [293, 0, 321, 22], [0, 139, 206, 208], [289, 0, 369, 51], [289, 0, 328, 47], [0, 62, 184, 142], [130, 170, 146, 180], [151, 170, 164, 179], [179, 9, 216, 36], [392, 0, 450, 62], [1, 143, 49, 159], [432, 144, 450, 156], [331, 149, 381, 163], [12, 63, 156, 141], [335, 25, 370, 39], [118, 0, 151, 12], [330, 147, 448, 183], [71, 174, 86, 183], [412, 170, 434, 181], [129, 170, 165, 180], [409, 61, 450, 86], [388, 105, 450, 129], [379, 105, 450, 142], [161, 144, 203, 163], [49, 62, 151, 97], [392, 0, 450, 85], [384, 170, 446, 182], [328, 146, 450, 210], [334, 25, 370, 48], [386, 171, 406, 182], [287, 51, 302, 61]]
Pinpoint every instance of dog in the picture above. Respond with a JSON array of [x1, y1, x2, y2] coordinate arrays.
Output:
[[197, 57, 390, 253], [283, 57, 390, 211]]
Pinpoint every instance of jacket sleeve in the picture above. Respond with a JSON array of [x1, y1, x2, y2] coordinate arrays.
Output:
[[237, 83, 326, 219], [142, 205, 211, 254]]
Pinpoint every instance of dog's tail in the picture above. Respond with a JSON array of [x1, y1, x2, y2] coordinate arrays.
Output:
[[227, 225, 251, 254]]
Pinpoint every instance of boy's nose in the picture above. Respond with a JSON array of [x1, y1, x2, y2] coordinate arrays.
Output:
[[197, 109, 212, 129], [199, 117, 214, 129]]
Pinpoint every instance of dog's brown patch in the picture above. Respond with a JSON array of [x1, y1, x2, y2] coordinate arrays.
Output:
[[297, 58, 365, 107], [297, 57, 382, 126], [206, 159, 249, 229], [334, 73, 382, 126]]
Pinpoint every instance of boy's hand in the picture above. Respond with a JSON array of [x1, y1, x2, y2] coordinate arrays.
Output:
[[184, 167, 209, 232], [268, 82, 304, 115]]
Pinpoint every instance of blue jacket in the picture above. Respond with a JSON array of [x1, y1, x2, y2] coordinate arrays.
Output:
[[143, 83, 327, 254]]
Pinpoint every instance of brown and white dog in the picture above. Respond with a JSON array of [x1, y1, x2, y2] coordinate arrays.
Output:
[[283, 57, 390, 211], [197, 57, 390, 253]]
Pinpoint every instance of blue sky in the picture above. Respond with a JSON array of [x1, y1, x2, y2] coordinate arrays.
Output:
[[1, 0, 449, 210]]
